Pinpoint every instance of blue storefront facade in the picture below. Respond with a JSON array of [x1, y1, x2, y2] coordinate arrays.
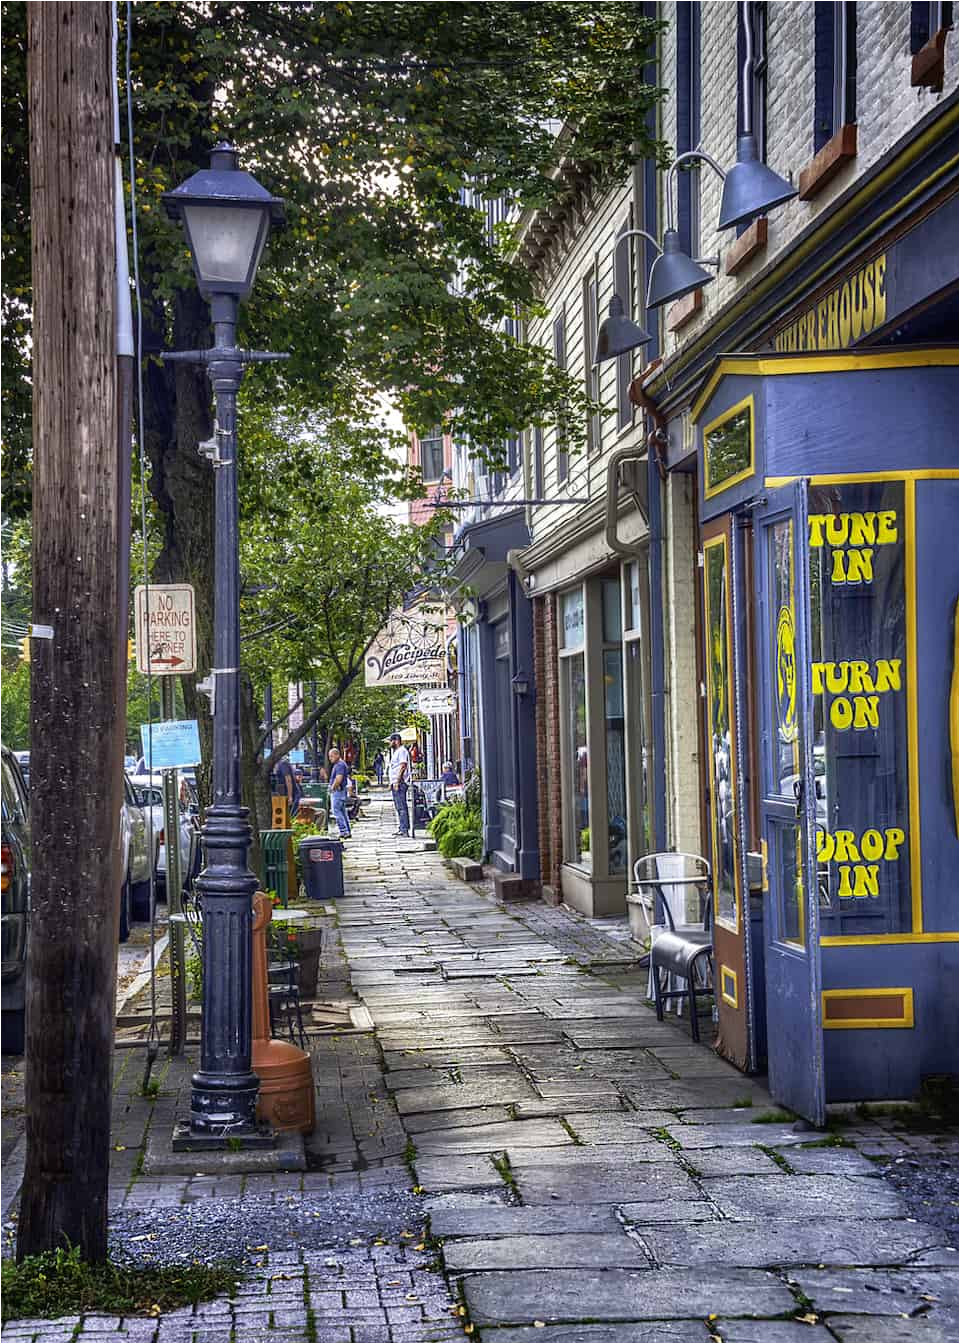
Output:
[[646, 98, 958, 1123], [449, 508, 542, 895]]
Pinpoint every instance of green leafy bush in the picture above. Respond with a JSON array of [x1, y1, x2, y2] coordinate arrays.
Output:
[[429, 794, 483, 861]]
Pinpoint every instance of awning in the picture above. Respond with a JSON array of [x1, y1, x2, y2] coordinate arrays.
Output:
[[447, 507, 530, 598], [383, 726, 418, 744]]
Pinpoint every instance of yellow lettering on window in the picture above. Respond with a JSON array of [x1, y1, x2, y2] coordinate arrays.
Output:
[[848, 513, 877, 546], [873, 659, 902, 693], [876, 510, 898, 543], [852, 695, 880, 730]]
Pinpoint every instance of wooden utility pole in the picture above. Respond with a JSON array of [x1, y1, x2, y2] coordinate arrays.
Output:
[[18, 1, 123, 1264]]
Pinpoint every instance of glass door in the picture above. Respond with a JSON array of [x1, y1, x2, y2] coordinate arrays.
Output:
[[755, 480, 825, 1127]]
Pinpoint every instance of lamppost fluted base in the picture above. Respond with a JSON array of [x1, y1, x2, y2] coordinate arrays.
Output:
[[191, 802, 260, 1136]]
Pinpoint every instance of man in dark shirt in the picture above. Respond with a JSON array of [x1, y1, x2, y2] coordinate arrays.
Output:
[[275, 755, 302, 820], [327, 747, 352, 839]]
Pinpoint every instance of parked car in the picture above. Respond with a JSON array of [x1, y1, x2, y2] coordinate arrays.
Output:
[[2, 745, 30, 1054], [121, 774, 153, 939], [13, 751, 29, 790], [128, 773, 197, 913]]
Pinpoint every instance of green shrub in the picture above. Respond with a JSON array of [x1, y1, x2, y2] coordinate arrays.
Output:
[[430, 794, 483, 861], [439, 825, 482, 861]]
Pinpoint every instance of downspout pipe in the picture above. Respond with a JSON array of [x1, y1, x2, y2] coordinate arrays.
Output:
[[626, 385, 670, 855], [604, 447, 649, 558]]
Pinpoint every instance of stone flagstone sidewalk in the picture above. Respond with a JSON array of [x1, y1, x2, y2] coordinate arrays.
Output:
[[1, 792, 956, 1343]]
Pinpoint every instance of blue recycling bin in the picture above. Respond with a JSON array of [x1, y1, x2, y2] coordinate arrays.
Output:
[[299, 835, 344, 902]]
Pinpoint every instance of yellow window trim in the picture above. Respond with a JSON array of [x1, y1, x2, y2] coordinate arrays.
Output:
[[822, 987, 914, 1029], [702, 394, 755, 498], [720, 964, 739, 1008], [822, 932, 958, 945], [702, 533, 742, 936], [692, 349, 958, 425], [765, 469, 959, 486]]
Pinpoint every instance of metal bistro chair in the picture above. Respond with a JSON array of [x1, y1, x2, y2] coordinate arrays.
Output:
[[631, 852, 714, 1041]]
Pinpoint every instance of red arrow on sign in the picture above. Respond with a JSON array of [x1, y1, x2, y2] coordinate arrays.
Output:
[[150, 655, 185, 668]]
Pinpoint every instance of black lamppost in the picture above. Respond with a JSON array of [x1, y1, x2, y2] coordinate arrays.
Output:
[[163, 143, 286, 1136]]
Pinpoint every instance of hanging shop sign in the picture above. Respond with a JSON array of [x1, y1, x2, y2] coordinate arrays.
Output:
[[417, 688, 457, 716], [365, 609, 447, 688], [134, 583, 196, 675]]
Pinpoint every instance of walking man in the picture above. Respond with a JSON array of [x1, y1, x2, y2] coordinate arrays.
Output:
[[327, 747, 352, 840], [388, 731, 411, 837], [372, 750, 385, 786]]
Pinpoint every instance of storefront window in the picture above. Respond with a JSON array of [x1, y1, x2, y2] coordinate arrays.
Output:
[[559, 586, 588, 866], [564, 652, 589, 865], [560, 588, 584, 649], [704, 537, 738, 928], [768, 517, 803, 945], [704, 397, 753, 497], [808, 480, 911, 934], [602, 579, 627, 875]]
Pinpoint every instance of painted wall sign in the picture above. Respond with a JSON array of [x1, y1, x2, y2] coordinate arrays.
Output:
[[134, 583, 196, 675], [774, 254, 887, 353], [365, 609, 447, 688]]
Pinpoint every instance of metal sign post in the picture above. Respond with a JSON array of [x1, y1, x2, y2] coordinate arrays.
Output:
[[160, 679, 187, 1057], [134, 584, 197, 1058]]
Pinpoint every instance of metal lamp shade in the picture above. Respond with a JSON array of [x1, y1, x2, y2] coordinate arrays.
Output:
[[180, 203, 271, 298], [594, 294, 651, 364], [718, 134, 797, 231], [163, 143, 285, 299], [646, 230, 714, 310]]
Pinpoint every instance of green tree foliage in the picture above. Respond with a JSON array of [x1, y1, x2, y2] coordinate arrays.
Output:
[[0, 659, 30, 750], [236, 398, 446, 824], [2, 0, 666, 503], [0, 0, 666, 814]]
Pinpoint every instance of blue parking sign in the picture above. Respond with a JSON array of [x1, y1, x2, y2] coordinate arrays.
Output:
[[140, 719, 202, 770]]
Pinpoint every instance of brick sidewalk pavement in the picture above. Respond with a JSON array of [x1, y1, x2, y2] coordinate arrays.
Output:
[[2, 793, 957, 1343]]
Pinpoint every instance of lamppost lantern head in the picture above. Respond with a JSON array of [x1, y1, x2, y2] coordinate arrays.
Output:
[[163, 141, 286, 300], [717, 133, 797, 231], [645, 228, 715, 311], [593, 294, 652, 365]]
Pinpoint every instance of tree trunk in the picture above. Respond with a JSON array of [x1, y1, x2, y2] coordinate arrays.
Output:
[[18, 1, 122, 1264], [141, 281, 216, 805]]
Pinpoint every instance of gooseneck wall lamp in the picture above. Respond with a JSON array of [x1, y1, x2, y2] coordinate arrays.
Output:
[[605, 2, 799, 322], [162, 144, 287, 1139], [719, 2, 797, 229]]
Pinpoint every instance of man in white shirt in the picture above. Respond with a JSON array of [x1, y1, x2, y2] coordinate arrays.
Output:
[[388, 732, 411, 836]]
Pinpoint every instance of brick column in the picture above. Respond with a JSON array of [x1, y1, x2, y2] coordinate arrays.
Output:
[[533, 592, 563, 903]]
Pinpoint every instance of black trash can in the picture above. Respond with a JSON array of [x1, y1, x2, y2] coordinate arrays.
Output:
[[299, 835, 344, 902]]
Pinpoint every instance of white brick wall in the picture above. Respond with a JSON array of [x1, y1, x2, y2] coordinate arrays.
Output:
[[660, 0, 958, 362]]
